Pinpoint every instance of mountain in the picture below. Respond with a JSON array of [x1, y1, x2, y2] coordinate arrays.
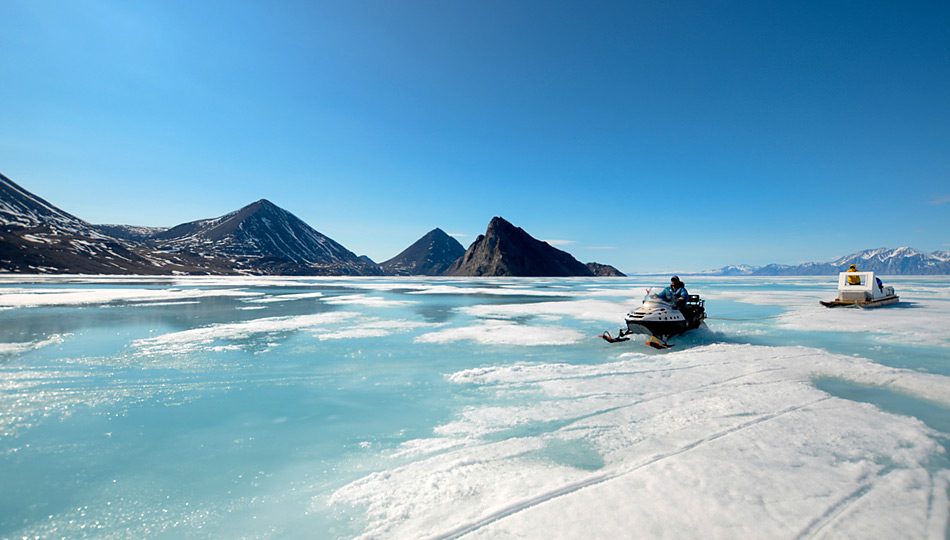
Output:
[[1, 172, 97, 233], [444, 217, 595, 277], [711, 264, 757, 276], [96, 224, 170, 242], [703, 247, 950, 276], [148, 199, 381, 276], [830, 247, 950, 275], [750, 261, 839, 276], [586, 262, 626, 277], [381, 228, 466, 276], [0, 173, 380, 275], [0, 172, 220, 274]]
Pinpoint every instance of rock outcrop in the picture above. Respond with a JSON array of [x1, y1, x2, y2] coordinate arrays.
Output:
[[444, 217, 594, 277]]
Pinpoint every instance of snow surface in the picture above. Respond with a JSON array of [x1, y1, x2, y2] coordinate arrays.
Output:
[[0, 287, 260, 307], [330, 344, 950, 539], [1, 275, 948, 539], [415, 319, 586, 346], [131, 312, 363, 356]]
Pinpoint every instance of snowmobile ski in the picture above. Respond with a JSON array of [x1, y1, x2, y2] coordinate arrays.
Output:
[[645, 336, 673, 349], [599, 330, 630, 343]]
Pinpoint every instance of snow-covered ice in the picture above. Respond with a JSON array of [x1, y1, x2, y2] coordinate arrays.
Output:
[[1, 275, 948, 539]]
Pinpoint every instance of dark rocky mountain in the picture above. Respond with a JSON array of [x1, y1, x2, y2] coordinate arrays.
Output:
[[3, 173, 625, 277], [1, 172, 221, 274], [704, 247, 950, 275], [96, 224, 170, 242], [146, 199, 381, 276], [0, 172, 380, 275], [444, 217, 595, 277], [586, 262, 626, 277], [381, 228, 466, 276], [1, 172, 96, 233]]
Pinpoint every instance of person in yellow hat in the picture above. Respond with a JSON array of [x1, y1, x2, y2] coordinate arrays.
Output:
[[846, 264, 862, 285]]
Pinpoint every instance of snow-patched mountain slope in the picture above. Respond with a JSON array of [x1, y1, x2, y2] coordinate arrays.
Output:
[[152, 199, 381, 275], [95, 224, 170, 242], [1, 172, 103, 236], [0, 173, 227, 274], [1, 173, 380, 275]]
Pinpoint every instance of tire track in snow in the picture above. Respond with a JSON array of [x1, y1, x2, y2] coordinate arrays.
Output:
[[792, 481, 874, 540], [429, 397, 830, 540]]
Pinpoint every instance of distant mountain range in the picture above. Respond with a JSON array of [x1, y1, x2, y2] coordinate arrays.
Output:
[[13, 172, 942, 278], [704, 247, 950, 275], [0, 172, 622, 277]]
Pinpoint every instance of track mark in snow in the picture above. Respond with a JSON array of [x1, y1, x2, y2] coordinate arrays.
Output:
[[793, 481, 874, 540], [431, 397, 830, 539]]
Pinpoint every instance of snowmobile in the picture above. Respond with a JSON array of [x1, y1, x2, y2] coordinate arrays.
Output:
[[600, 289, 707, 349]]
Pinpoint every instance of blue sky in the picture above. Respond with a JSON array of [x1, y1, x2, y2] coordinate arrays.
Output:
[[2, 1, 948, 273]]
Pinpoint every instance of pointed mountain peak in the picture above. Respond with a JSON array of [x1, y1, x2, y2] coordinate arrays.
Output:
[[151, 199, 380, 275], [381, 227, 466, 276], [246, 199, 279, 210], [487, 216, 517, 232], [445, 217, 593, 277], [420, 228, 457, 244], [230, 199, 284, 221]]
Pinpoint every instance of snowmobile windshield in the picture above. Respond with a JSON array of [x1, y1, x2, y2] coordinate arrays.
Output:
[[643, 289, 673, 304]]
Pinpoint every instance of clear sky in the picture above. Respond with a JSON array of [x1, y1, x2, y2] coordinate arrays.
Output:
[[2, 1, 948, 273]]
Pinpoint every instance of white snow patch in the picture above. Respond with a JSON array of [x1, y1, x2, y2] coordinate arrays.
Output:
[[244, 292, 325, 303], [774, 297, 950, 347], [0, 335, 68, 356], [322, 294, 415, 307], [0, 288, 260, 308], [314, 318, 443, 340], [460, 298, 630, 323], [329, 343, 950, 539], [415, 319, 585, 346], [407, 285, 577, 297], [131, 312, 361, 355]]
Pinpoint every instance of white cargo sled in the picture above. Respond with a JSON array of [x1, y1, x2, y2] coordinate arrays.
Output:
[[820, 271, 898, 308]]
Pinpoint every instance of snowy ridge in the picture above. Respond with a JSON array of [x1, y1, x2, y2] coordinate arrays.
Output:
[[1, 173, 381, 275], [96, 224, 170, 241], [0, 172, 103, 237], [0, 173, 212, 273], [704, 247, 950, 275]]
